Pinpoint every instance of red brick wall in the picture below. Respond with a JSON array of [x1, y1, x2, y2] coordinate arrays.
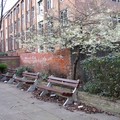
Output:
[[0, 56, 20, 68], [20, 49, 71, 77]]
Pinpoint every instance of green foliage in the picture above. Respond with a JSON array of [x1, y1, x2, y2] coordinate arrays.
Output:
[[0, 52, 8, 56], [40, 72, 49, 80], [83, 81, 102, 94], [82, 53, 120, 98], [0, 63, 8, 73], [16, 66, 33, 77]]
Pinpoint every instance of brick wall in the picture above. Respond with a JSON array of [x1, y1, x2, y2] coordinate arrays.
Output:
[[20, 49, 71, 77], [0, 56, 20, 68]]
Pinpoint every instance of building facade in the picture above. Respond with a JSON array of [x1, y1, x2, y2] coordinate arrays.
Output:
[[0, 0, 120, 53], [0, 0, 37, 52]]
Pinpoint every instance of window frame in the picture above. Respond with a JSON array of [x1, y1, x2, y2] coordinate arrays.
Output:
[[60, 9, 68, 26]]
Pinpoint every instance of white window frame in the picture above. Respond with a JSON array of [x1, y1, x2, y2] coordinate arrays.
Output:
[[60, 9, 68, 26], [47, 0, 53, 10], [38, 0, 43, 14]]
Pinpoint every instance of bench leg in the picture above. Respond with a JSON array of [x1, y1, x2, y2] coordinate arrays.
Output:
[[63, 90, 78, 106], [63, 97, 74, 106], [40, 82, 52, 96], [0, 76, 7, 82], [72, 90, 79, 103], [40, 90, 49, 96], [7, 75, 16, 84], [7, 78, 15, 84], [16, 82, 24, 88], [27, 79, 38, 92], [27, 84, 36, 92]]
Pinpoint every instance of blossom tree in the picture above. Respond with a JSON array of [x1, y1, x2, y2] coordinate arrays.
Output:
[[16, 0, 120, 79]]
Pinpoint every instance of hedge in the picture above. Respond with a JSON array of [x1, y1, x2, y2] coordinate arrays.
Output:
[[81, 53, 120, 98]]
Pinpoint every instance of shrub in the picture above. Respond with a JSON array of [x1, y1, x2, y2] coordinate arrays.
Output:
[[40, 72, 49, 80], [16, 66, 33, 77], [81, 53, 120, 98], [0, 63, 8, 73], [0, 52, 8, 56]]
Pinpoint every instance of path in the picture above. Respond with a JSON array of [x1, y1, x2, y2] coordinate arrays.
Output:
[[0, 83, 119, 120]]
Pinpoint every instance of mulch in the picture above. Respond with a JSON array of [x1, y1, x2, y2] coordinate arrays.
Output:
[[20, 85, 114, 115], [33, 88, 104, 114]]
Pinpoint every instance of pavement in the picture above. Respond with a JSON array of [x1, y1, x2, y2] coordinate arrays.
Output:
[[0, 83, 120, 120]]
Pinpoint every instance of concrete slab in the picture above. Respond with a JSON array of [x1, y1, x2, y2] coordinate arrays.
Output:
[[0, 83, 119, 120]]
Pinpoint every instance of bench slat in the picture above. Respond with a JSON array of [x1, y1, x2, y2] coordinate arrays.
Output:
[[40, 75, 81, 106], [15, 78, 34, 84], [2, 74, 14, 78], [39, 85, 73, 97], [48, 79, 78, 88], [23, 72, 39, 76], [23, 74, 38, 79], [49, 76, 79, 84]]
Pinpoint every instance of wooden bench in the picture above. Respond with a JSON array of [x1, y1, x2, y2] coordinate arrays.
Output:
[[39, 75, 80, 106], [14, 71, 40, 92], [0, 68, 17, 82]]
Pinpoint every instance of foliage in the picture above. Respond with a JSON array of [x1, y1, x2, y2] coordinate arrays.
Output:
[[15, 0, 120, 80], [40, 72, 49, 80], [16, 66, 34, 77], [16, 0, 120, 54], [0, 63, 7, 73], [0, 52, 8, 56], [82, 53, 120, 98]]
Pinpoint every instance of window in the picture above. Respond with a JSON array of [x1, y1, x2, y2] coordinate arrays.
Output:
[[21, 0, 24, 10], [16, 5, 19, 14], [10, 12, 12, 19], [60, 9, 68, 26], [118, 13, 120, 23], [31, 7, 34, 25], [8, 25, 10, 33], [8, 37, 13, 51], [8, 15, 10, 25], [11, 23, 13, 33], [38, 21, 43, 34], [111, 12, 120, 23], [1, 31, 3, 38], [27, 0, 31, 8], [38, 0, 43, 14], [26, 10, 30, 23], [31, 7, 34, 18], [112, 0, 120, 2], [22, 14, 24, 30], [14, 21, 17, 33], [47, 0, 52, 9], [17, 18, 20, 32], [14, 9, 16, 16], [47, 18, 53, 34], [27, 0, 29, 7]]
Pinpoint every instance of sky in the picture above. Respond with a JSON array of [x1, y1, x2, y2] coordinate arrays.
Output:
[[3, 0, 18, 13]]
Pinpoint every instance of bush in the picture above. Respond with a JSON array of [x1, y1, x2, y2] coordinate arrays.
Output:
[[16, 66, 33, 77], [0, 52, 8, 56], [0, 63, 8, 73], [81, 53, 120, 98]]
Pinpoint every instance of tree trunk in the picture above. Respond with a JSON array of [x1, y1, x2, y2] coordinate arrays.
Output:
[[72, 47, 80, 80]]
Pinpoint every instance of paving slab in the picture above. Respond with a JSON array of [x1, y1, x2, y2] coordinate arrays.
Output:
[[0, 83, 120, 120]]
